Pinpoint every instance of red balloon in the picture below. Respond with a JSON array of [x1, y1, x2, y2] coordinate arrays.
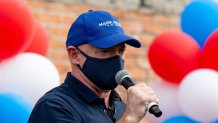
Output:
[[0, 0, 35, 61], [202, 29, 218, 71], [25, 22, 49, 56], [148, 31, 201, 84]]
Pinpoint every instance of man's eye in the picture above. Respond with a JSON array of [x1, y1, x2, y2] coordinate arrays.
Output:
[[118, 47, 125, 54], [100, 50, 111, 53]]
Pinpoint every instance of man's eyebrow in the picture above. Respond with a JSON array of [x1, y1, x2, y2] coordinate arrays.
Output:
[[97, 44, 126, 50]]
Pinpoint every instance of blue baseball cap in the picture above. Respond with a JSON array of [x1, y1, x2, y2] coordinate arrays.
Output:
[[66, 10, 141, 48]]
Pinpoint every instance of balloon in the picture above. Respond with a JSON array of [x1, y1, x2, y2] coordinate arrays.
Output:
[[178, 69, 218, 122], [0, 93, 32, 123], [0, 69, 1, 82], [148, 31, 201, 83], [0, 0, 35, 61], [181, 0, 218, 47], [146, 80, 184, 123], [25, 22, 49, 56], [0, 53, 60, 106], [202, 29, 218, 71], [163, 116, 197, 123]]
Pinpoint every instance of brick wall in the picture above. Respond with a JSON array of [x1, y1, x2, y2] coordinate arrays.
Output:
[[42, 0, 190, 15], [27, 1, 180, 122]]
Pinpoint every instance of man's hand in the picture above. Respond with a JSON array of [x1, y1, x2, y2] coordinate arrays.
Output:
[[117, 83, 159, 123]]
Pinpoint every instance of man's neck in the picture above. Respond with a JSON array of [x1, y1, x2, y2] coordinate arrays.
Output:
[[71, 66, 111, 107]]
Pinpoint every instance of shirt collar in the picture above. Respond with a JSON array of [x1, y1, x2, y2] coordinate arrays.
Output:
[[64, 72, 99, 103], [64, 72, 122, 104]]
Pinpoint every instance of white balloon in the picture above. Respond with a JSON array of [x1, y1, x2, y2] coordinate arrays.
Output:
[[0, 69, 1, 88], [178, 69, 218, 122], [0, 53, 60, 106], [0, 69, 1, 80], [146, 80, 184, 123]]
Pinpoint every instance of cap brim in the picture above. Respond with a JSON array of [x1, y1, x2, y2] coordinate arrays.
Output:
[[89, 33, 141, 48]]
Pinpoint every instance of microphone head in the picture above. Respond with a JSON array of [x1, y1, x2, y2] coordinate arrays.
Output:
[[115, 70, 131, 85]]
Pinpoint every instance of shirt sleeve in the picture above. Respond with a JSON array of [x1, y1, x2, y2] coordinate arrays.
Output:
[[28, 99, 82, 123]]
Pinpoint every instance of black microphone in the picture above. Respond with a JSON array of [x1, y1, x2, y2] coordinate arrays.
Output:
[[115, 70, 162, 117]]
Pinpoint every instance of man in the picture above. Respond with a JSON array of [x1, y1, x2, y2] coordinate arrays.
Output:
[[28, 10, 159, 123]]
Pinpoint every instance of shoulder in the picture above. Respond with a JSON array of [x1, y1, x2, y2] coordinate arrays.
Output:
[[28, 85, 83, 123], [36, 83, 81, 108], [33, 84, 82, 113]]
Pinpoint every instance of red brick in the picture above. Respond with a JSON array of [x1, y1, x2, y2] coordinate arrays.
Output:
[[138, 34, 155, 48], [125, 58, 136, 69], [50, 39, 66, 49], [47, 27, 69, 37], [127, 68, 146, 82], [49, 49, 68, 60], [125, 45, 146, 57], [63, 15, 77, 25]]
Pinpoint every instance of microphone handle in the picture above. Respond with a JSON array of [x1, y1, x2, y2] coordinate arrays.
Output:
[[122, 77, 135, 89], [121, 77, 162, 117]]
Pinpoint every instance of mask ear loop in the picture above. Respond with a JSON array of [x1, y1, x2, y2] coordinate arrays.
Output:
[[75, 47, 93, 85], [76, 47, 90, 58], [75, 47, 85, 70]]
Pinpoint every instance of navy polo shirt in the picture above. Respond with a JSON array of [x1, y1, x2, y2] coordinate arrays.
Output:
[[28, 72, 126, 123]]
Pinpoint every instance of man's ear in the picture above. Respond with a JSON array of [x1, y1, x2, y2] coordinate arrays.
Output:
[[67, 46, 80, 64]]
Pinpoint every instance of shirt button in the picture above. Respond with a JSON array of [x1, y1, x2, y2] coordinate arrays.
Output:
[[104, 109, 107, 113]]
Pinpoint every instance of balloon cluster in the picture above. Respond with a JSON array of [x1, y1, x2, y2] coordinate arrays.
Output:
[[0, 0, 60, 122], [147, 0, 218, 123], [0, 0, 49, 61]]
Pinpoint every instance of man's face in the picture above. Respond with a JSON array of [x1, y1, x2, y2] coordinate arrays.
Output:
[[67, 43, 126, 90]]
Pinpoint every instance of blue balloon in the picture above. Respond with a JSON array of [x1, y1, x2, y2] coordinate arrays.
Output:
[[181, 0, 218, 47], [0, 93, 32, 123], [163, 116, 198, 123]]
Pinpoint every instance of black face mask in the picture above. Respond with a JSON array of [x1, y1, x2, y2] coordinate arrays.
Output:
[[77, 48, 124, 90]]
